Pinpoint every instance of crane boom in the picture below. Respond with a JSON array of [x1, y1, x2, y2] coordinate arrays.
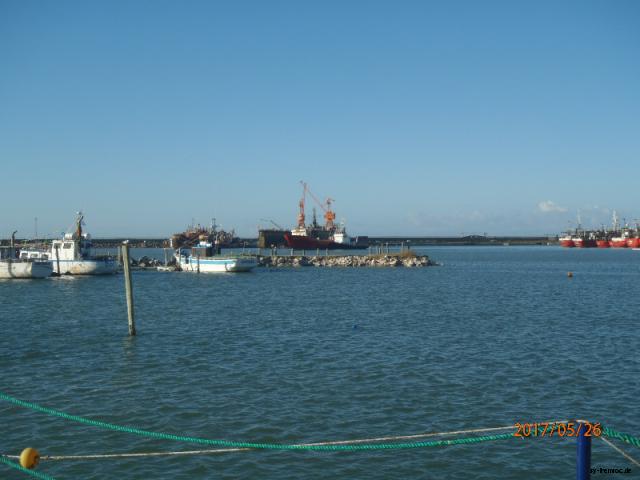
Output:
[[300, 181, 336, 230]]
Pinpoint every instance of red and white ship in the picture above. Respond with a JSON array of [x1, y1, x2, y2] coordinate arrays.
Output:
[[559, 234, 575, 248], [559, 211, 640, 249], [284, 181, 368, 250]]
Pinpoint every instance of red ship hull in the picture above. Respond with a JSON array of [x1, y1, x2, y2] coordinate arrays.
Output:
[[609, 239, 627, 248], [578, 239, 597, 248], [626, 238, 640, 249], [596, 240, 610, 248], [559, 239, 575, 248], [284, 232, 364, 250]]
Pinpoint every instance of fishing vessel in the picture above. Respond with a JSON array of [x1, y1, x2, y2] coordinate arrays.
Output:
[[559, 211, 640, 249], [0, 232, 52, 279], [284, 182, 369, 250], [170, 219, 238, 249], [48, 213, 119, 275], [175, 241, 257, 273], [558, 234, 574, 248]]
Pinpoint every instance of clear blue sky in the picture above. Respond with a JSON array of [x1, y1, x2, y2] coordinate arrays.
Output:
[[1, 0, 638, 238]]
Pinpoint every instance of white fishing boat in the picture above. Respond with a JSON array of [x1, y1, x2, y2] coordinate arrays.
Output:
[[0, 233, 52, 279], [0, 258, 52, 279], [176, 241, 257, 273], [48, 213, 119, 275]]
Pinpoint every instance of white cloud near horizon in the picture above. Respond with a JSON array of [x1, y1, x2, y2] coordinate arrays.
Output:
[[537, 200, 568, 213]]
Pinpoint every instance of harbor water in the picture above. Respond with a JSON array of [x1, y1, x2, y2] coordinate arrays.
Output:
[[1, 246, 638, 479]]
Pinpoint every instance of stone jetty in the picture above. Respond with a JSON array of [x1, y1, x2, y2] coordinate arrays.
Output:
[[258, 253, 434, 268]]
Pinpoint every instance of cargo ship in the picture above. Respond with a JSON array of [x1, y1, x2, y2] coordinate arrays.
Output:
[[284, 182, 369, 250]]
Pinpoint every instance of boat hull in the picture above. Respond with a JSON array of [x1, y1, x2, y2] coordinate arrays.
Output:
[[178, 255, 257, 273], [559, 238, 575, 248], [53, 259, 119, 275], [609, 238, 628, 248], [596, 240, 610, 248], [626, 238, 640, 249], [284, 233, 366, 250], [0, 261, 52, 279]]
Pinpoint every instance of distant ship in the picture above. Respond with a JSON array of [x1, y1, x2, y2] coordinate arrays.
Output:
[[170, 219, 238, 249], [283, 182, 368, 250], [559, 211, 639, 249]]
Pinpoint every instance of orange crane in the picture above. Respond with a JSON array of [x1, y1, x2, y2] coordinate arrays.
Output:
[[300, 181, 336, 230]]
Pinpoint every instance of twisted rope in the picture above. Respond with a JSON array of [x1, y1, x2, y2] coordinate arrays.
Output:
[[603, 427, 640, 449], [0, 392, 513, 451], [0, 456, 57, 480]]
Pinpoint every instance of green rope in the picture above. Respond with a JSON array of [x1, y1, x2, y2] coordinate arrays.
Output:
[[0, 392, 513, 451], [0, 456, 57, 480], [603, 427, 640, 449]]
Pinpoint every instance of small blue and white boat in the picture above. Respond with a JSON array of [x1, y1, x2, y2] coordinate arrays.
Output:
[[176, 241, 257, 273]]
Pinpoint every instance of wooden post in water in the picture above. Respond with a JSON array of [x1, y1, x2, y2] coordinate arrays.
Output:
[[197, 254, 200, 273], [121, 243, 136, 336], [54, 243, 61, 276]]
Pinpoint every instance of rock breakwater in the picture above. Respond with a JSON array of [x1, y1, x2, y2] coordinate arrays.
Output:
[[258, 253, 434, 268]]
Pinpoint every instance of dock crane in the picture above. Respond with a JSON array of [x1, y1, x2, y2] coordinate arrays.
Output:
[[299, 181, 336, 230]]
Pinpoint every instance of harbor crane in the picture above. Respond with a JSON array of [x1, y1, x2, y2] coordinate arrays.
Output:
[[299, 181, 336, 230]]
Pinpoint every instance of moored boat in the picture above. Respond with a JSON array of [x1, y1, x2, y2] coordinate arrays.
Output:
[[559, 235, 575, 248], [0, 259, 52, 279], [609, 236, 628, 248], [48, 213, 119, 275], [0, 232, 52, 279], [175, 242, 256, 273], [626, 237, 640, 249]]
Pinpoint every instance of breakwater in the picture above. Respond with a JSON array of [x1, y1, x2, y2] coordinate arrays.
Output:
[[258, 253, 434, 268]]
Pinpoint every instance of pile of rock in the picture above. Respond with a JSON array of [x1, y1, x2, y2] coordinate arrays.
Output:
[[258, 254, 434, 268]]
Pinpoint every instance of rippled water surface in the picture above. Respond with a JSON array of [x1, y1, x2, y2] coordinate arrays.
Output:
[[1, 247, 638, 479]]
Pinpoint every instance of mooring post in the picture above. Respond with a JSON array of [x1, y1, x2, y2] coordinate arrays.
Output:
[[121, 243, 136, 336], [576, 420, 591, 480], [290, 248, 294, 257], [54, 243, 61, 276], [197, 254, 200, 273]]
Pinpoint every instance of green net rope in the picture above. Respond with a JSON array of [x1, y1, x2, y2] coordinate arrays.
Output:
[[603, 427, 640, 449], [0, 392, 512, 451], [0, 456, 57, 480]]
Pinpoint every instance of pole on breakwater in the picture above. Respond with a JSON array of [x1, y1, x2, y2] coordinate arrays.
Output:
[[121, 242, 136, 336], [576, 421, 591, 480]]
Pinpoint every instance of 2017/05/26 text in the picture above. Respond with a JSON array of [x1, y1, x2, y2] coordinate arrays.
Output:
[[514, 422, 602, 438]]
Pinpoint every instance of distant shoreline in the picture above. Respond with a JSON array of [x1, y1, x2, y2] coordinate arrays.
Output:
[[3, 235, 557, 248]]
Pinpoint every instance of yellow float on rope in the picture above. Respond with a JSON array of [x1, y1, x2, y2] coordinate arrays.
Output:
[[19, 447, 40, 469]]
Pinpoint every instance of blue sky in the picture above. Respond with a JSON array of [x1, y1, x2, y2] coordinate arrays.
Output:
[[1, 1, 638, 238]]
